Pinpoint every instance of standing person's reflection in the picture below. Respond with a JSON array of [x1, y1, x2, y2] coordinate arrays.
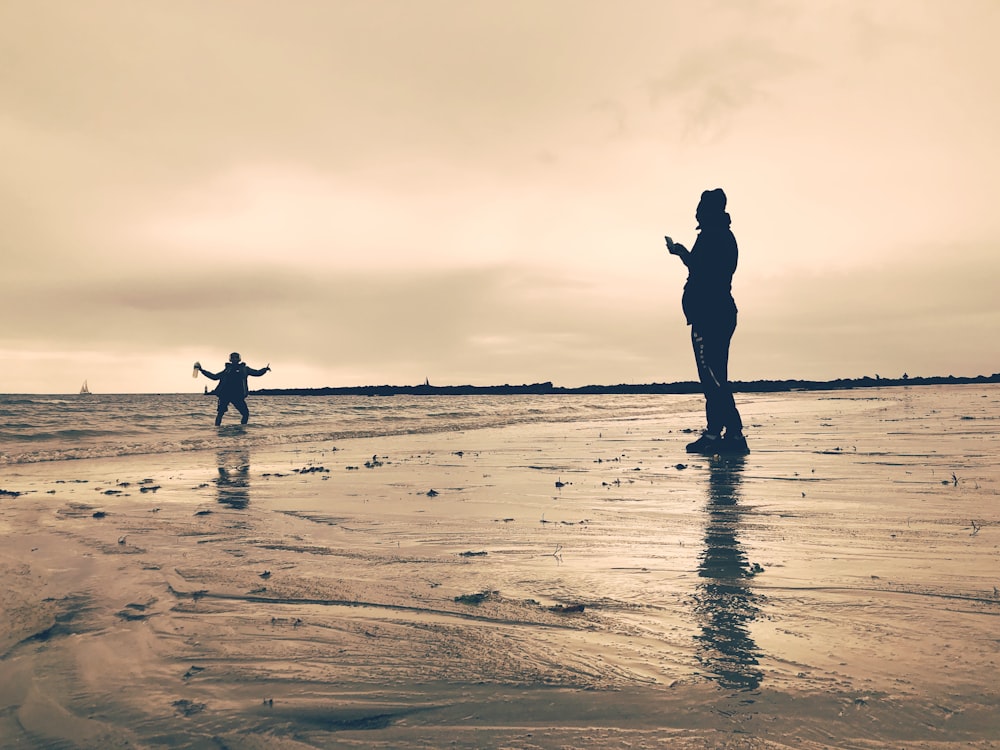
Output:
[[692, 456, 763, 690], [216, 449, 250, 509]]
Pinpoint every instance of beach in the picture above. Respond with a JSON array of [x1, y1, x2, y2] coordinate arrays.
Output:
[[1, 385, 998, 749]]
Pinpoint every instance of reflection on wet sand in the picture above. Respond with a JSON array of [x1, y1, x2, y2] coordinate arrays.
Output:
[[693, 455, 764, 691], [216, 449, 250, 509]]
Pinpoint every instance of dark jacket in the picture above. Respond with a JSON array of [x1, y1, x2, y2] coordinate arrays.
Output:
[[200, 362, 268, 399], [681, 224, 738, 328]]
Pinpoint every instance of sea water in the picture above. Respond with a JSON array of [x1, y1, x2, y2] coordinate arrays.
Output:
[[0, 393, 703, 465]]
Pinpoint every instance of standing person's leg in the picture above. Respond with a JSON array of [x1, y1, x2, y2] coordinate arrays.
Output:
[[705, 326, 742, 434], [691, 327, 722, 434], [233, 398, 250, 425], [701, 317, 747, 452], [695, 323, 740, 433], [688, 319, 745, 454], [687, 326, 724, 453]]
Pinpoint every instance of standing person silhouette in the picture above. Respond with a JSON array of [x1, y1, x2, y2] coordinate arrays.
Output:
[[195, 352, 270, 426], [665, 189, 748, 455]]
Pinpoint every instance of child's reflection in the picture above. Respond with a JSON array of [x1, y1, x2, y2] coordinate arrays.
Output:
[[215, 449, 250, 509]]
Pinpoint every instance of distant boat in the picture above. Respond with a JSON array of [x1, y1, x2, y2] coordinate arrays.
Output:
[[80, 380, 92, 395]]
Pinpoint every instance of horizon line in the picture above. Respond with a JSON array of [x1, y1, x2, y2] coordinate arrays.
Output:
[[12, 372, 998, 396]]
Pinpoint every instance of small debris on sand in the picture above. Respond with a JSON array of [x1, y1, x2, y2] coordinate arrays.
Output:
[[454, 590, 499, 605], [172, 699, 206, 716]]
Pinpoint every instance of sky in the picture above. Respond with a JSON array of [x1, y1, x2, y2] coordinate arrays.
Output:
[[2, 0, 999, 394]]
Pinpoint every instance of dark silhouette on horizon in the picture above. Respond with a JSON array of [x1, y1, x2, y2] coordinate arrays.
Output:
[[251, 372, 1000, 398], [693, 455, 764, 691], [666, 188, 747, 455], [195, 352, 270, 426]]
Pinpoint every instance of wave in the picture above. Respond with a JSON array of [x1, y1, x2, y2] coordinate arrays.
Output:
[[2, 424, 452, 465], [0, 393, 704, 466], [0, 398, 77, 406], [0, 428, 124, 442]]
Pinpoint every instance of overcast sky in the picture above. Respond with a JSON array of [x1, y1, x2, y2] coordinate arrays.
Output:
[[2, 1, 998, 393]]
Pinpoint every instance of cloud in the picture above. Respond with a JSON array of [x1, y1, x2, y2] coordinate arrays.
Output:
[[647, 37, 812, 142], [736, 241, 1000, 378], [3, 1, 1000, 392], [2, 261, 677, 389]]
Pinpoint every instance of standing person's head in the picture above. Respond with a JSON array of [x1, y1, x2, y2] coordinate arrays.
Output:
[[229, 352, 241, 364], [696, 188, 731, 230]]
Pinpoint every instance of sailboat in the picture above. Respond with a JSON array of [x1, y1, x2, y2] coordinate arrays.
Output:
[[80, 380, 92, 395]]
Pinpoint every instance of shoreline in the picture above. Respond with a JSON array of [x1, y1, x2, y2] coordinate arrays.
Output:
[[1, 386, 998, 748]]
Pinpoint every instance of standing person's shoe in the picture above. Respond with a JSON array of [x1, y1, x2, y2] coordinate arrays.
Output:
[[719, 432, 750, 455], [686, 432, 721, 454]]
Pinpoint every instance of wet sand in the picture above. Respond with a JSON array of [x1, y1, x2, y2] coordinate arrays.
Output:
[[1, 385, 998, 749]]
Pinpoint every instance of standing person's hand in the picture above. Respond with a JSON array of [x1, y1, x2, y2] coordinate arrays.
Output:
[[665, 236, 686, 256]]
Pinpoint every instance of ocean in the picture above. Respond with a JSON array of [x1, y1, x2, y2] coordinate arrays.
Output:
[[0, 392, 704, 466]]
